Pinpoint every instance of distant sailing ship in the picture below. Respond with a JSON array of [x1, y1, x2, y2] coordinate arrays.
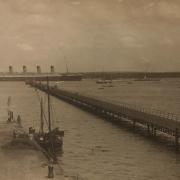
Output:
[[7, 96, 22, 128], [134, 74, 161, 81], [29, 78, 64, 158], [61, 62, 83, 81], [7, 96, 14, 123], [134, 61, 161, 81]]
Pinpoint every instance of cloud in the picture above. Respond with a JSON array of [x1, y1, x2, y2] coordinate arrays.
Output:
[[3, 0, 56, 15], [71, 1, 81, 6], [0, 0, 180, 72], [161, 38, 174, 46], [17, 43, 34, 51], [117, 0, 124, 3], [25, 14, 54, 26], [120, 36, 144, 48], [143, 1, 180, 19], [157, 2, 180, 19]]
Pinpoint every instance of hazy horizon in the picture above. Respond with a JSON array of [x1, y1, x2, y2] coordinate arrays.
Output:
[[0, 0, 180, 72]]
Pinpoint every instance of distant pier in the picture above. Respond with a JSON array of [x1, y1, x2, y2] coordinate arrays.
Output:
[[28, 81, 180, 150]]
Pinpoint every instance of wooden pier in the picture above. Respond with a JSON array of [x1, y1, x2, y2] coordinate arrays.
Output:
[[28, 82, 180, 150]]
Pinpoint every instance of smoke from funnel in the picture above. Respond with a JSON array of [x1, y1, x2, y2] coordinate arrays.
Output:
[[142, 58, 150, 72], [37, 65, 41, 73], [23, 66, 27, 73], [9, 66, 13, 73], [50, 65, 55, 73]]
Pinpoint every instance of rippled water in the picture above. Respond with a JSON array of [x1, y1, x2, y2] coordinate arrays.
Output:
[[57, 79, 180, 117], [1, 81, 180, 180]]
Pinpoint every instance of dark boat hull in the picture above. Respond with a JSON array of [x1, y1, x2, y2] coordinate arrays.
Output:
[[35, 136, 63, 152], [33, 128, 64, 158]]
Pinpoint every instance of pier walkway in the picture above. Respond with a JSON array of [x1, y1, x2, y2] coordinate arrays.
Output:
[[29, 82, 180, 150]]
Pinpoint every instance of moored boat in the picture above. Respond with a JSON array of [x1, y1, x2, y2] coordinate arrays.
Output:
[[29, 78, 64, 158], [96, 79, 112, 84]]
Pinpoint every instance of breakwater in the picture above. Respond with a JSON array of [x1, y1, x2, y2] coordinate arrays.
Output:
[[28, 81, 180, 150]]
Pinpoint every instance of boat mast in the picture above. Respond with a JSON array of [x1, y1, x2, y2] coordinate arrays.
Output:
[[66, 63, 69, 74], [7, 96, 13, 122], [47, 77, 52, 133], [40, 98, 44, 133]]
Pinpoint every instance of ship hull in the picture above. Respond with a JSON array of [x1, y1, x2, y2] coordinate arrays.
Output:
[[0, 74, 83, 81], [33, 128, 64, 158]]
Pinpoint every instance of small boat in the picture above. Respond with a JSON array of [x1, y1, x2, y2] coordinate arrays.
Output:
[[126, 81, 133, 84], [96, 79, 112, 84], [29, 78, 64, 158], [106, 84, 115, 87], [98, 87, 104, 90]]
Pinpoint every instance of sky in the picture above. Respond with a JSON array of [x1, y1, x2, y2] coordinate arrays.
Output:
[[0, 0, 180, 72]]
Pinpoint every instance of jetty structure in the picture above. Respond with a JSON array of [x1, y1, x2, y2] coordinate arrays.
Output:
[[27, 81, 180, 151]]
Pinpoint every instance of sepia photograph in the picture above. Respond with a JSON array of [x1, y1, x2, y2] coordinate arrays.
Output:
[[0, 0, 180, 179]]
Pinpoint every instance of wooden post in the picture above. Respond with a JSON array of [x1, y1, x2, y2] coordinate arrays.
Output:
[[147, 124, 150, 134], [175, 128, 179, 151], [153, 127, 156, 137], [48, 159, 54, 178], [11, 111, 14, 121], [133, 120, 136, 130], [151, 124, 154, 134]]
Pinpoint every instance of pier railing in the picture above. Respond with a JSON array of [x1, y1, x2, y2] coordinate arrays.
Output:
[[88, 95, 178, 122]]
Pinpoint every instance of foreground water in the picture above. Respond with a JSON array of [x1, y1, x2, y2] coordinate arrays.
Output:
[[1, 80, 180, 179]]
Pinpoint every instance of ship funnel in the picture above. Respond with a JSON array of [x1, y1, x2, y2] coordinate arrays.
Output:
[[9, 66, 13, 74], [50, 65, 55, 73], [23, 65, 27, 73], [37, 65, 41, 74]]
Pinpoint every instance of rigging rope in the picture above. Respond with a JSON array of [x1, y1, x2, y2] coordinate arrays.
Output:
[[34, 88, 57, 157], [35, 89, 48, 130]]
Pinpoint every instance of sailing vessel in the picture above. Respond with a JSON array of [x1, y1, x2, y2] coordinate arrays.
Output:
[[96, 70, 113, 84], [30, 78, 64, 157], [134, 74, 161, 81], [7, 96, 14, 123]]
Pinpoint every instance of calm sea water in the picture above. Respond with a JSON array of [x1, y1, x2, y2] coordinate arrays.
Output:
[[1, 80, 180, 180]]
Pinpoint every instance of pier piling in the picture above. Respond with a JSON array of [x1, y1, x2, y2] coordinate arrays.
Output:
[[133, 120, 136, 130], [147, 124, 150, 134], [48, 159, 54, 178], [175, 128, 179, 151]]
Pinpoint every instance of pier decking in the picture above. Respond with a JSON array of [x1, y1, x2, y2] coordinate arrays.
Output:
[[28, 82, 180, 150]]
